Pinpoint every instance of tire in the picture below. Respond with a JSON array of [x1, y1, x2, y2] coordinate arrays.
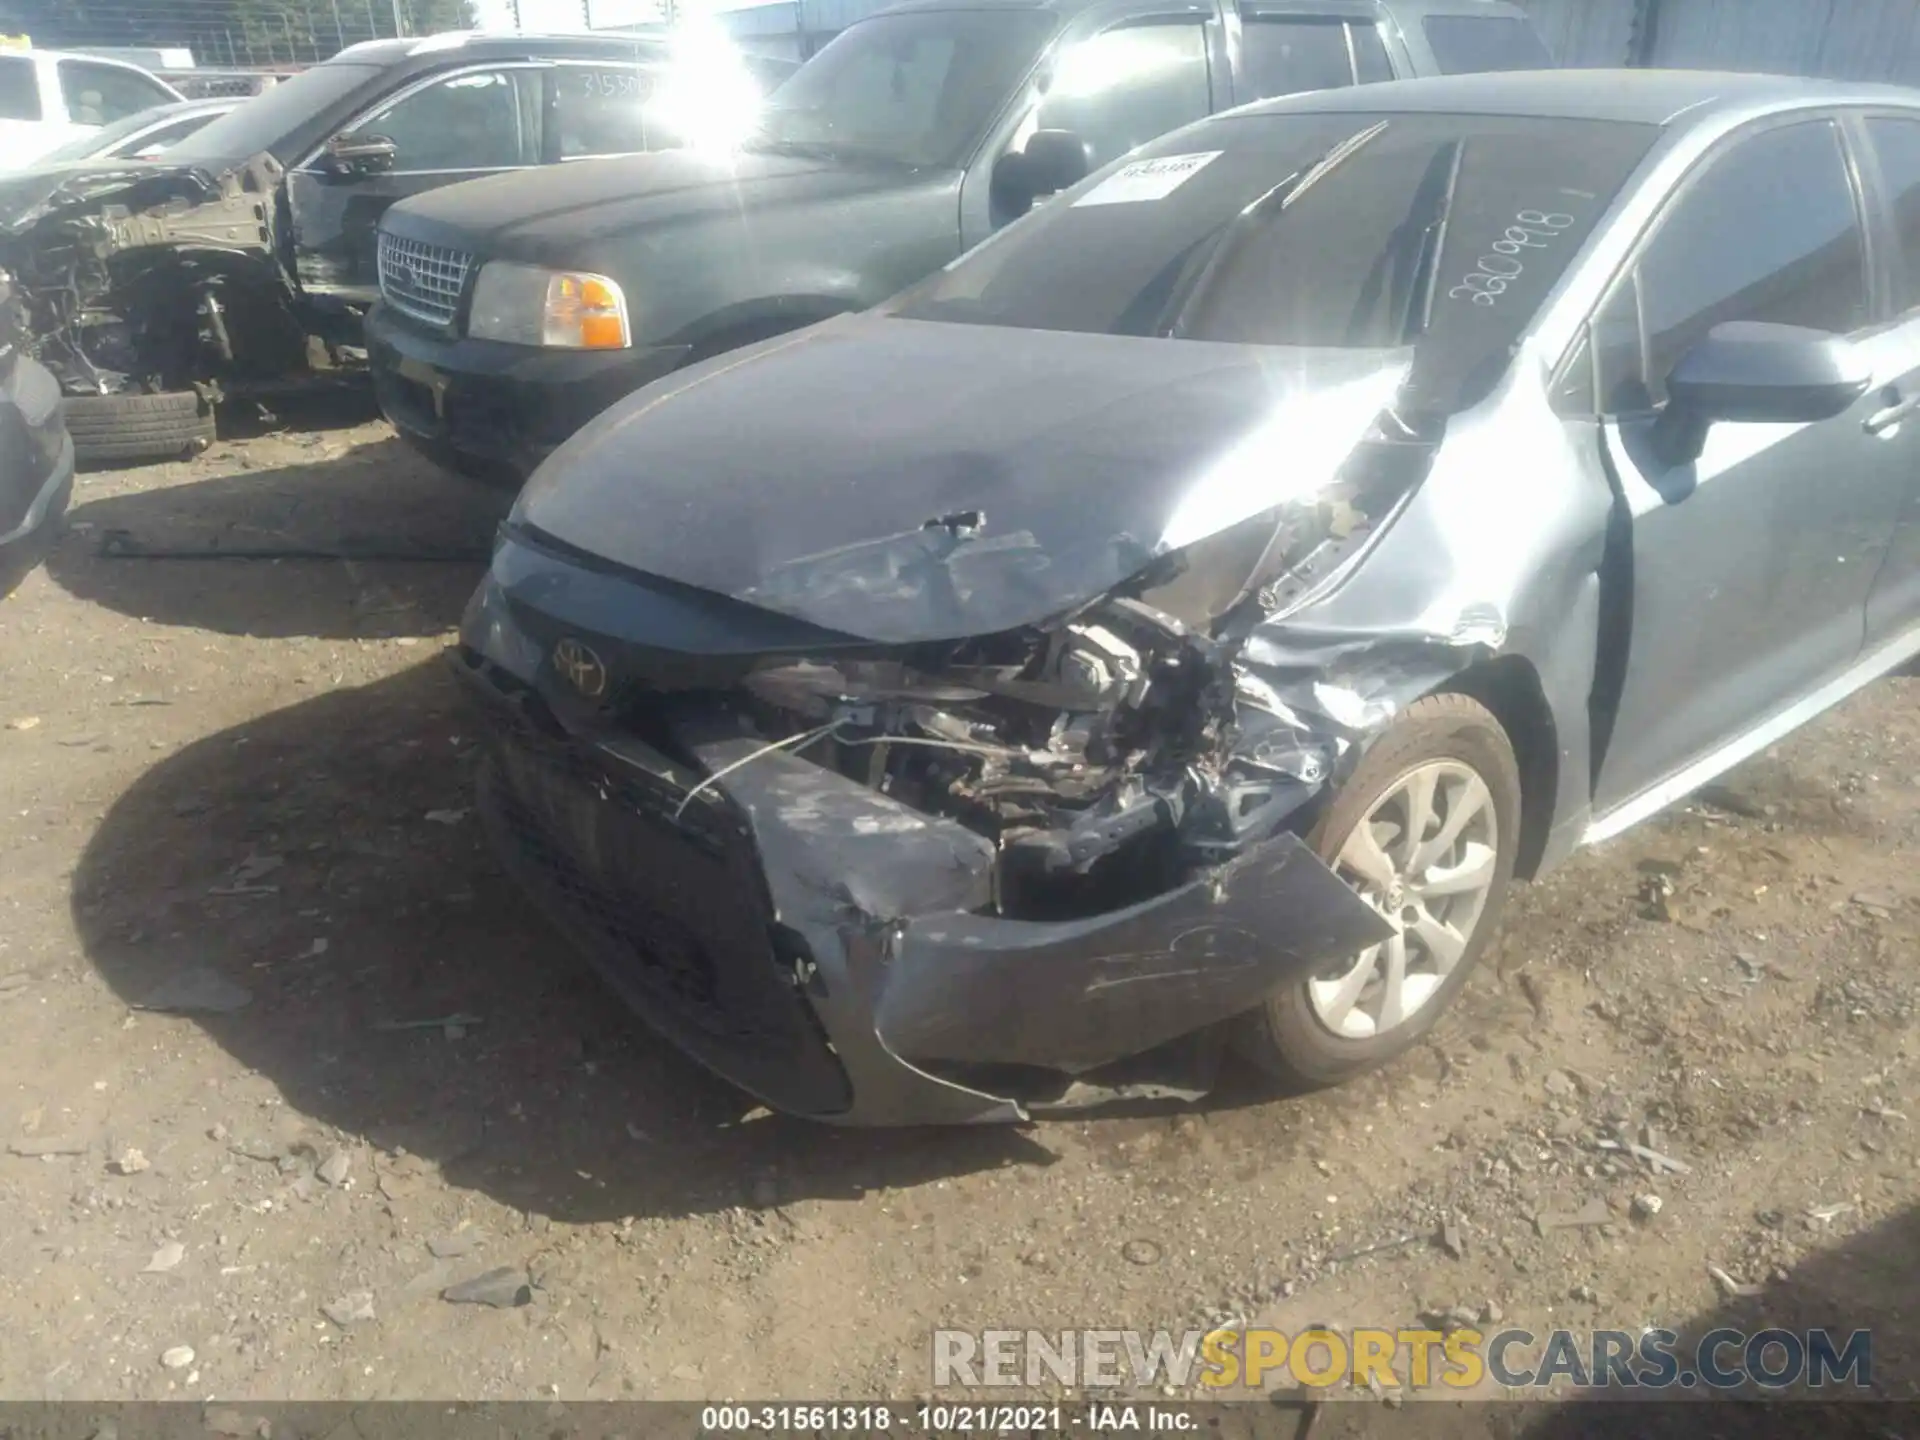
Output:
[[1236, 692, 1522, 1090], [63, 391, 216, 466]]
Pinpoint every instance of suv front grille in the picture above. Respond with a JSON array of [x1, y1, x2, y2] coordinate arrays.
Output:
[[377, 231, 472, 328]]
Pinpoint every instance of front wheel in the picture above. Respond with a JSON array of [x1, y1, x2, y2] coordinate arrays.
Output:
[[1236, 692, 1521, 1089]]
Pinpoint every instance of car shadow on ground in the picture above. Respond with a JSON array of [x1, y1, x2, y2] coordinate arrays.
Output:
[[45, 436, 502, 640], [1274, 1205, 1917, 1439], [71, 659, 1064, 1225]]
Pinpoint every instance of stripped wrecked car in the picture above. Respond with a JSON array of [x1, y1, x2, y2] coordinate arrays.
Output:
[[456, 71, 1920, 1123]]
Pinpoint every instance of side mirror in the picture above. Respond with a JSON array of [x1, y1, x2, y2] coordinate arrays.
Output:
[[1653, 321, 1871, 468], [990, 128, 1090, 215], [319, 132, 398, 179]]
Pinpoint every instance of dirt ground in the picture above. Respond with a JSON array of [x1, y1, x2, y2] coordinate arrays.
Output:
[[1, 414, 1917, 1415]]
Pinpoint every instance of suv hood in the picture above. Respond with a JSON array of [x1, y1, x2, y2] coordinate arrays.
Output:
[[384, 147, 932, 258], [515, 315, 1411, 644]]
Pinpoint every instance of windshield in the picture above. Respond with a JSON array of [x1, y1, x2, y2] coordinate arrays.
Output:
[[166, 62, 381, 164], [889, 111, 1658, 410], [748, 8, 1056, 168]]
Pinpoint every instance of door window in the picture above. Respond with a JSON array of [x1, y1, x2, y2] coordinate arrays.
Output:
[[1030, 20, 1213, 172], [1592, 119, 1868, 413], [354, 69, 540, 172], [554, 64, 659, 158], [1238, 16, 1389, 101], [1866, 116, 1920, 316], [0, 55, 39, 121], [57, 60, 174, 126]]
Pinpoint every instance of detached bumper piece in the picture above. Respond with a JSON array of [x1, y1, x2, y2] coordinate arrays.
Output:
[[457, 656, 1391, 1126]]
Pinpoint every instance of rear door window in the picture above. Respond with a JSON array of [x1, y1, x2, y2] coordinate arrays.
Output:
[[553, 64, 659, 157], [1238, 15, 1392, 100], [1865, 116, 1920, 316], [1422, 15, 1554, 74], [57, 59, 175, 125], [0, 55, 39, 121]]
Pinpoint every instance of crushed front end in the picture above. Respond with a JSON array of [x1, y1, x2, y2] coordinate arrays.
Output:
[[0, 157, 315, 401], [456, 522, 1400, 1124]]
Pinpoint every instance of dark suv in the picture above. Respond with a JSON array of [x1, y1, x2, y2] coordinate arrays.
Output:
[[0, 33, 794, 463], [367, 0, 1551, 480]]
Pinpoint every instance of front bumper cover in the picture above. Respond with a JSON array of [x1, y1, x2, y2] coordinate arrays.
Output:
[[456, 581, 1393, 1126]]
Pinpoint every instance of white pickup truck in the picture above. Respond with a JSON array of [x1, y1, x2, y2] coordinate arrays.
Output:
[[0, 48, 183, 171]]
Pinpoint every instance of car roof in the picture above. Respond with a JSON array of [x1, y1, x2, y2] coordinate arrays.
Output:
[[331, 31, 673, 67], [873, 0, 1529, 20], [1233, 67, 1920, 127]]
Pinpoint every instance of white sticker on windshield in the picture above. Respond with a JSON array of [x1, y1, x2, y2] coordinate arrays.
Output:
[[1072, 151, 1222, 207]]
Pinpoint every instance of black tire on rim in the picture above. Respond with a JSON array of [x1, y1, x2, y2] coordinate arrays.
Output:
[[1236, 691, 1522, 1090], [62, 391, 216, 467]]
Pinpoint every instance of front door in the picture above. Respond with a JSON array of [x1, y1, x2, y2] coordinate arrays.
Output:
[[1588, 116, 1908, 817], [287, 64, 546, 304], [1855, 113, 1920, 650]]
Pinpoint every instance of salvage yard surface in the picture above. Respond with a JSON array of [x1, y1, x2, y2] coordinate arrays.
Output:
[[1, 421, 1917, 1412]]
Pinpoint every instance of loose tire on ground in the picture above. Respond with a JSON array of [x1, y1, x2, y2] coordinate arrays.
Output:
[[62, 391, 216, 467], [1236, 691, 1523, 1090]]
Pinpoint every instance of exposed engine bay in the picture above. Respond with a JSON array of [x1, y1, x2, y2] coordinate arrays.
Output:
[[0, 156, 343, 400], [695, 418, 1439, 925]]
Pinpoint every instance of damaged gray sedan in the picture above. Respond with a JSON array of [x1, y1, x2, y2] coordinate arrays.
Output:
[[456, 70, 1920, 1123]]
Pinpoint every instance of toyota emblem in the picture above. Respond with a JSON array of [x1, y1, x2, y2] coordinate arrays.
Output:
[[552, 637, 609, 698]]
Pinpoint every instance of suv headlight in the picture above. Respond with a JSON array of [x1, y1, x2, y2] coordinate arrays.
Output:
[[467, 262, 631, 349]]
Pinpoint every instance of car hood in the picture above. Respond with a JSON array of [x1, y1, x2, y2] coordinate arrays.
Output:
[[515, 315, 1411, 644], [385, 147, 931, 258], [0, 158, 215, 235]]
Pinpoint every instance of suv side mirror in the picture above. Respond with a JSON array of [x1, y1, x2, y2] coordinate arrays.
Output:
[[991, 128, 1091, 216], [320, 131, 399, 179], [1652, 321, 1871, 467]]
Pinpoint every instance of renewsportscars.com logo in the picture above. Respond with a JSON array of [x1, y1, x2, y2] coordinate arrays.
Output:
[[931, 1327, 1873, 1393]]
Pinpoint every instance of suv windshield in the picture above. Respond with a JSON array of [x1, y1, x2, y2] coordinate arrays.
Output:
[[748, 8, 1056, 168], [890, 110, 1658, 409], [165, 62, 382, 165]]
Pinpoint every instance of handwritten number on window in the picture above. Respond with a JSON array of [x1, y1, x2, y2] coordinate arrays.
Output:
[[1448, 210, 1574, 307]]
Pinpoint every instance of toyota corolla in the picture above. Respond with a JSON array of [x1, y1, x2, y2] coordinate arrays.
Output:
[[453, 70, 1920, 1124]]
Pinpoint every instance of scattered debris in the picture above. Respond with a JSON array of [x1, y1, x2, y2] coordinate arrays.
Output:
[[424, 809, 469, 825], [442, 1267, 533, 1308], [427, 1232, 481, 1260], [1707, 1264, 1763, 1299], [8, 1135, 90, 1158], [108, 1147, 150, 1176], [375, 1013, 483, 1035], [1696, 783, 1765, 819], [1863, 1102, 1909, 1122], [228, 1137, 284, 1164], [1543, 1070, 1578, 1099], [160, 1345, 195, 1370], [321, 1291, 376, 1326], [1807, 1201, 1857, 1226], [0, 970, 29, 995], [1850, 890, 1901, 914], [1437, 1218, 1466, 1260], [5, 715, 41, 731], [1534, 1197, 1611, 1234], [1596, 1138, 1691, 1175], [202, 1407, 270, 1438], [1478, 1300, 1503, 1326], [316, 1149, 352, 1187], [1121, 1238, 1163, 1266], [1569, 1283, 1597, 1304], [133, 965, 253, 1015], [143, 1241, 185, 1273], [1631, 1194, 1664, 1220]]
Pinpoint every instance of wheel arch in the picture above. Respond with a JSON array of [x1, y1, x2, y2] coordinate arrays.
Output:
[[1442, 654, 1558, 881]]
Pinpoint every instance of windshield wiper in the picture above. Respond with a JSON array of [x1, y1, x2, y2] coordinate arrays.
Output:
[[1159, 119, 1390, 341], [1388, 139, 1463, 343]]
